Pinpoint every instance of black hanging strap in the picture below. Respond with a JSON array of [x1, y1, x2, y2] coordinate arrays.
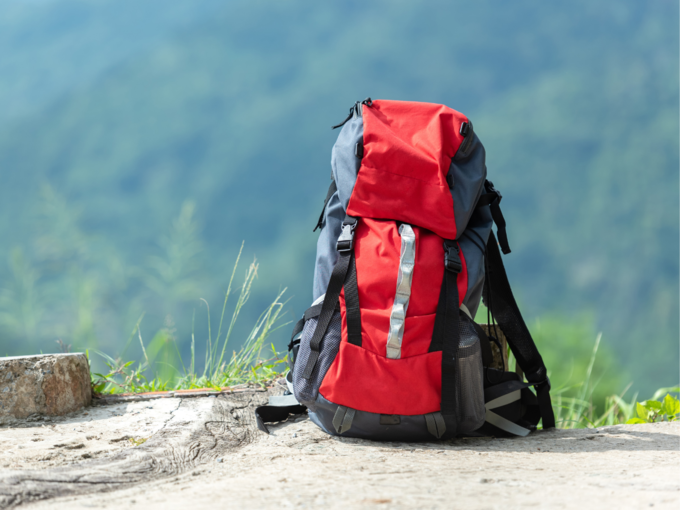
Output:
[[484, 231, 555, 429], [255, 404, 307, 434], [439, 240, 463, 435], [331, 98, 373, 129], [301, 216, 358, 379], [313, 180, 338, 232], [344, 254, 362, 346], [484, 180, 511, 254]]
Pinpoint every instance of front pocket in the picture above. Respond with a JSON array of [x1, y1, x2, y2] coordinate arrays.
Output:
[[319, 342, 443, 416]]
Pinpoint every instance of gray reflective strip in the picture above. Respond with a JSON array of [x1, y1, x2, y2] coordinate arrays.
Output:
[[484, 390, 530, 436], [268, 393, 300, 407], [311, 293, 325, 307], [386, 224, 416, 359], [459, 303, 472, 320], [332, 405, 356, 434], [485, 410, 531, 437], [485, 390, 521, 410]]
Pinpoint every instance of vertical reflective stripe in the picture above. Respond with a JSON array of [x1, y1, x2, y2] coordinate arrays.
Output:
[[386, 224, 416, 359]]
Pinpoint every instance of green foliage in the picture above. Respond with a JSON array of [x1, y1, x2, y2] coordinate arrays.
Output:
[[90, 254, 289, 394], [0, 0, 677, 397], [625, 390, 680, 424]]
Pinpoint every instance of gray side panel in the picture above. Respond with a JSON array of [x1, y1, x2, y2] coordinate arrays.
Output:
[[292, 311, 342, 412], [312, 191, 344, 300], [460, 204, 493, 318], [331, 114, 363, 209], [312, 114, 364, 300], [309, 394, 437, 442], [449, 132, 487, 238]]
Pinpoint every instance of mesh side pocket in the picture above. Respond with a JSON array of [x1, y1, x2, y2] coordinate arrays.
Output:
[[456, 314, 485, 433], [292, 310, 342, 412]]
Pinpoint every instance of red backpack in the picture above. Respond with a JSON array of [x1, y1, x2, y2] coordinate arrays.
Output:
[[257, 99, 555, 440]]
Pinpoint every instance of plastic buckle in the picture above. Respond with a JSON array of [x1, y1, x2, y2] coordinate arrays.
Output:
[[336, 223, 356, 252], [444, 243, 462, 273]]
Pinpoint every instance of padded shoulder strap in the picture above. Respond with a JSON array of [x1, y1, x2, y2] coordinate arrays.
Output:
[[483, 231, 555, 429]]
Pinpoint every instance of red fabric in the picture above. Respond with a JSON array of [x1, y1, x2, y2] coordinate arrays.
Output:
[[331, 218, 469, 414], [346, 100, 468, 240], [340, 218, 467, 358], [319, 342, 443, 415], [325, 100, 472, 415]]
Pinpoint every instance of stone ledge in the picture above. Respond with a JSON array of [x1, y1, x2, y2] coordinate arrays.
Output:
[[0, 353, 91, 425]]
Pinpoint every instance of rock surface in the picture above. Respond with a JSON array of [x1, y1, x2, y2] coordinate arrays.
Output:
[[0, 389, 678, 510], [0, 354, 91, 425]]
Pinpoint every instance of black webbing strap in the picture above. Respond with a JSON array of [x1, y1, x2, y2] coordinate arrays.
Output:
[[484, 231, 555, 429], [439, 240, 463, 434], [301, 216, 358, 379], [313, 180, 338, 232], [303, 301, 340, 322], [484, 180, 511, 254], [344, 254, 362, 346], [428, 274, 448, 353], [255, 404, 307, 434]]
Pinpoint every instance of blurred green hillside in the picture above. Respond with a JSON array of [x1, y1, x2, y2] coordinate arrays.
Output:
[[0, 0, 677, 396]]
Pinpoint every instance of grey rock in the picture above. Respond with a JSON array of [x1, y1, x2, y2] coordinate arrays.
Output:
[[0, 353, 91, 425]]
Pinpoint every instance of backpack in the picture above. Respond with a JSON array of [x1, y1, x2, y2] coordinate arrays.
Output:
[[256, 99, 555, 440]]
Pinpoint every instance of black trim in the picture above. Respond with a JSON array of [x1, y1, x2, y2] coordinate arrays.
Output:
[[331, 98, 373, 130], [344, 254, 362, 346], [313, 180, 338, 232]]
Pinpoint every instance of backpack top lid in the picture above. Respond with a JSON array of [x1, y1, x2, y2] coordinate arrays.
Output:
[[346, 99, 469, 240]]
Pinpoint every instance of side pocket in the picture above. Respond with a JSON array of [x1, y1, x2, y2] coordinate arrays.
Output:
[[459, 203, 493, 318], [456, 313, 486, 434], [292, 310, 342, 412]]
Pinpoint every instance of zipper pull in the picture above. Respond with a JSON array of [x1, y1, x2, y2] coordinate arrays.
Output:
[[331, 98, 373, 130]]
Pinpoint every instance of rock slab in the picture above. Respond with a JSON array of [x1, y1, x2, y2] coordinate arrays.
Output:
[[0, 353, 91, 425]]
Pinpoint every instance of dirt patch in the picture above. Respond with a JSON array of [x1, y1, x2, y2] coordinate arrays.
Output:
[[1, 390, 678, 510]]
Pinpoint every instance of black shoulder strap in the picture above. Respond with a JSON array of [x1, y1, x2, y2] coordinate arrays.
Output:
[[301, 216, 360, 379], [429, 240, 463, 436], [483, 231, 555, 429]]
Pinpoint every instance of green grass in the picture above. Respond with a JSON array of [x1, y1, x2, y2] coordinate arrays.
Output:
[[90, 245, 289, 394], [90, 251, 679, 429], [528, 333, 680, 428]]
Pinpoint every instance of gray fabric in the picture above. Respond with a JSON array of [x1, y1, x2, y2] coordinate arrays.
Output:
[[449, 131, 487, 238], [312, 114, 364, 300], [459, 204, 493, 318], [312, 191, 344, 300], [292, 310, 342, 412], [305, 313, 485, 441], [309, 394, 438, 441], [331, 114, 363, 209], [386, 224, 416, 359]]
